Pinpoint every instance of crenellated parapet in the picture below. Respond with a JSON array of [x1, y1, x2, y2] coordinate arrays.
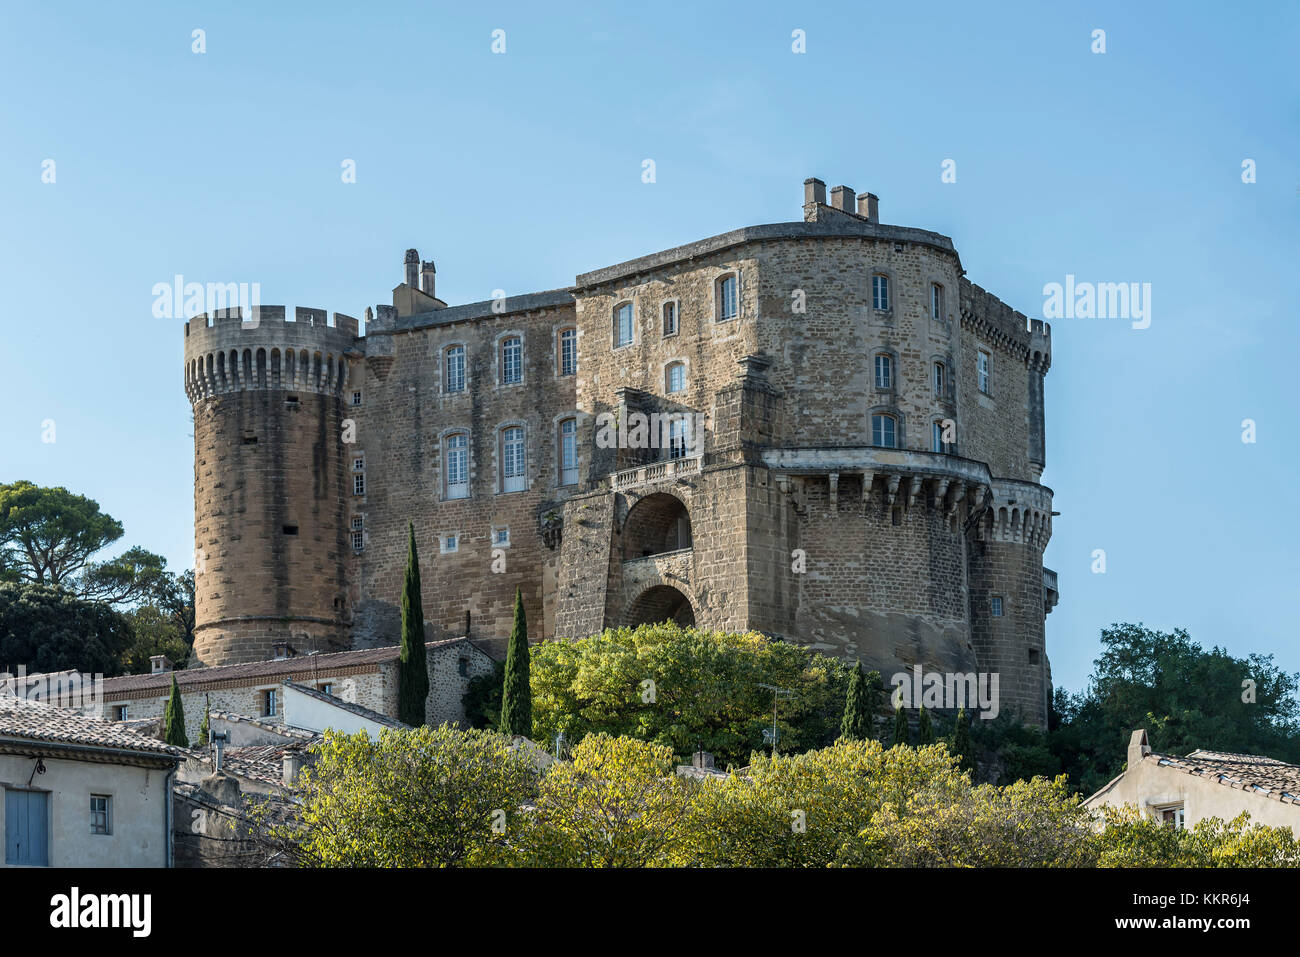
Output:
[[960, 280, 1051, 370], [977, 478, 1054, 549], [183, 306, 360, 401]]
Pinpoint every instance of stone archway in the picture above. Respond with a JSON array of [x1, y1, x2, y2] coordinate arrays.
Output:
[[622, 492, 692, 560], [624, 584, 695, 628]]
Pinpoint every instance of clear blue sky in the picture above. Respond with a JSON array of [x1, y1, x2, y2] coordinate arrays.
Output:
[[2, 1, 1296, 693]]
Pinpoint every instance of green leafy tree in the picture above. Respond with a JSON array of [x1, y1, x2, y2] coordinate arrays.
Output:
[[463, 660, 504, 730], [839, 663, 878, 741], [0, 481, 124, 586], [917, 705, 934, 745], [267, 725, 541, 867], [529, 622, 851, 765], [398, 523, 428, 726], [891, 705, 909, 748], [498, 588, 532, 736], [77, 545, 171, 607], [155, 569, 196, 646], [0, 583, 133, 675], [951, 707, 974, 773], [1094, 807, 1300, 867], [163, 673, 187, 748], [122, 604, 190, 673], [518, 733, 692, 867]]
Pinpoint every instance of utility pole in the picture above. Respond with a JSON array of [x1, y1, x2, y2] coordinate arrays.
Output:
[[757, 683, 794, 756]]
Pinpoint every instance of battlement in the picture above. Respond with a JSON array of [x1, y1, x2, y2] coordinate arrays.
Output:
[[960, 280, 1051, 368], [183, 306, 358, 402]]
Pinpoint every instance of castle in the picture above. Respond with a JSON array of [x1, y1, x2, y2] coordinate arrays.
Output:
[[182, 177, 1059, 726]]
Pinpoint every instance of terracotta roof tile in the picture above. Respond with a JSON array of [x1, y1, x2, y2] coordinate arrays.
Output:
[[0, 695, 177, 757]]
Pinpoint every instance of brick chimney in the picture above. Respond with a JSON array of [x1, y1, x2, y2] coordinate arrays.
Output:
[[403, 248, 419, 288]]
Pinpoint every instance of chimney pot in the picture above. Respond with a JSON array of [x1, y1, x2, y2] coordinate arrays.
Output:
[[149, 655, 173, 674], [803, 177, 826, 207], [857, 192, 879, 223], [403, 249, 419, 288], [420, 260, 436, 297], [830, 185, 855, 211]]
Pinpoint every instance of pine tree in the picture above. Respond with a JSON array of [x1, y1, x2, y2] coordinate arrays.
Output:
[[398, 522, 429, 726], [498, 588, 532, 737], [199, 694, 210, 746], [891, 704, 909, 748], [917, 704, 934, 745], [163, 673, 188, 748], [952, 707, 975, 773], [839, 663, 877, 741]]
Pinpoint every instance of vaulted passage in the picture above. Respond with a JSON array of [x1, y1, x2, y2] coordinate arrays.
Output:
[[625, 585, 695, 629], [622, 493, 692, 560]]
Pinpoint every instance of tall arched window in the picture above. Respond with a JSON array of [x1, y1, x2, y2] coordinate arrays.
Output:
[[716, 274, 738, 321], [872, 274, 890, 311], [501, 336, 523, 384], [558, 418, 578, 486], [444, 432, 469, 499], [445, 345, 466, 393], [873, 354, 893, 390], [501, 426, 526, 492], [871, 413, 897, 449]]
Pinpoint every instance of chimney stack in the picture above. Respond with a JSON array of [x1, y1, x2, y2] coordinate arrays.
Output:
[[803, 177, 826, 206], [830, 185, 855, 211], [403, 249, 419, 288], [149, 655, 173, 675], [856, 192, 879, 223], [420, 260, 436, 297]]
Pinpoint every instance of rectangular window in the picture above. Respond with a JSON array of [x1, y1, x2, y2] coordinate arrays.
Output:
[[718, 275, 738, 321], [262, 689, 277, 717], [5, 789, 50, 866], [457, 658, 469, 677], [445, 346, 466, 392], [445, 433, 469, 499], [441, 534, 459, 554], [667, 363, 685, 393], [871, 414, 896, 449], [502, 427, 526, 492], [977, 351, 991, 394], [662, 301, 678, 336], [352, 458, 365, 496], [502, 337, 522, 384], [90, 795, 111, 836], [114, 705, 128, 721], [320, 682, 333, 696], [559, 328, 577, 376], [351, 515, 364, 551], [351, 390, 363, 406], [874, 355, 892, 390], [872, 275, 890, 311], [1160, 805, 1185, 829], [615, 303, 634, 347], [559, 418, 578, 486], [932, 422, 946, 453], [931, 284, 944, 320], [492, 526, 510, 547], [668, 417, 689, 460], [933, 362, 945, 397], [991, 596, 1003, 617]]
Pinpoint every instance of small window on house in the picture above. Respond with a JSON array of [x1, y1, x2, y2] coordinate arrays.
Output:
[[90, 795, 111, 836], [114, 705, 128, 721], [933, 362, 945, 397], [351, 515, 364, 551], [991, 596, 1004, 617], [501, 426, 526, 493], [872, 275, 890, 311], [445, 345, 466, 393], [282, 524, 298, 536], [614, 302, 634, 347], [351, 390, 363, 406], [319, 682, 334, 696], [1160, 805, 1185, 829], [666, 362, 686, 394], [501, 336, 523, 385], [558, 328, 577, 376], [558, 417, 578, 486], [262, 688, 277, 717], [492, 526, 510, 547], [662, 301, 678, 336], [977, 351, 991, 394], [871, 413, 897, 449], [668, 416, 689, 460], [441, 534, 459, 554], [931, 283, 944, 320], [873, 354, 893, 390], [716, 274, 738, 321], [352, 457, 365, 496], [444, 432, 470, 499]]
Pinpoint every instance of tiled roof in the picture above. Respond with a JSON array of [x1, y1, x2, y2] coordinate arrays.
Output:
[[1149, 751, 1300, 805], [0, 695, 177, 757], [100, 637, 484, 697], [209, 710, 317, 741], [284, 682, 408, 729]]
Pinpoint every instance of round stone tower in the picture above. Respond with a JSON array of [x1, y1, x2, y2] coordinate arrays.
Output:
[[183, 306, 359, 667]]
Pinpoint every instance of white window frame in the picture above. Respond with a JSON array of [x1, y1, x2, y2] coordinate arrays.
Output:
[[351, 390, 363, 406], [977, 350, 991, 394], [491, 526, 511, 548], [558, 417, 578, 486], [666, 361, 686, 394], [716, 273, 739, 322], [558, 327, 577, 376], [871, 413, 897, 449], [351, 514, 364, 551], [444, 344, 466, 393], [440, 533, 460, 554], [444, 431, 470, 500], [991, 595, 1004, 617], [352, 456, 365, 496], [668, 416, 689, 460], [873, 354, 893, 391], [931, 283, 944, 320], [501, 335, 523, 385], [614, 301, 634, 348], [500, 425, 526, 493], [662, 300, 679, 337], [90, 794, 111, 836], [933, 361, 946, 397], [872, 274, 890, 311]]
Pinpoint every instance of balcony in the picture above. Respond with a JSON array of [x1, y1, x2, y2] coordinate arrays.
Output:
[[610, 455, 701, 492]]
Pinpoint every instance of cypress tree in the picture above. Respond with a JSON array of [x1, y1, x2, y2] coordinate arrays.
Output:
[[891, 704, 909, 748], [498, 587, 531, 737], [839, 663, 877, 741], [199, 694, 210, 746], [163, 673, 188, 748], [917, 704, 934, 745], [398, 522, 429, 726], [952, 707, 975, 773]]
